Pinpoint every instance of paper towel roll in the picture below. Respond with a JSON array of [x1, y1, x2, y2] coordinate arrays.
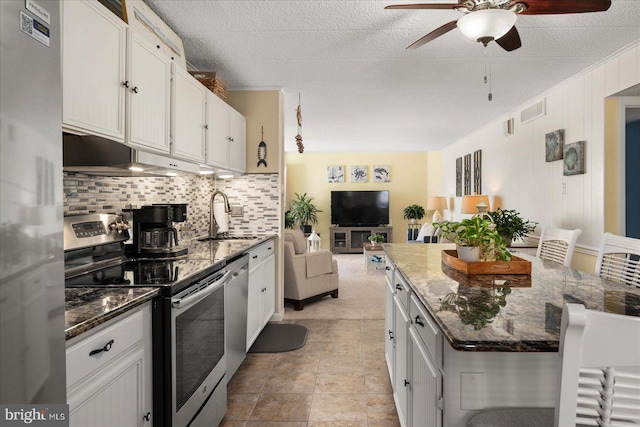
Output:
[[213, 200, 229, 233]]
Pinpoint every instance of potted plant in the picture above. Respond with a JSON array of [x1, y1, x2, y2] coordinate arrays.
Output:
[[489, 208, 537, 246], [289, 192, 322, 234], [403, 204, 426, 224], [284, 209, 296, 229], [368, 234, 385, 245], [435, 217, 511, 262]]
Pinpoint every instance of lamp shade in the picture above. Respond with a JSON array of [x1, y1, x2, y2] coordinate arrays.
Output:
[[427, 196, 448, 211], [461, 195, 490, 214], [457, 9, 517, 43]]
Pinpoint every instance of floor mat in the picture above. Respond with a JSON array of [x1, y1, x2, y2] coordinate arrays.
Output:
[[248, 323, 308, 353]]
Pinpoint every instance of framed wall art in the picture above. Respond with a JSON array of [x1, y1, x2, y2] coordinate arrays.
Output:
[[372, 165, 390, 182], [473, 149, 482, 194], [351, 165, 368, 183], [545, 129, 564, 162], [327, 165, 345, 183], [464, 153, 471, 195], [563, 141, 586, 176], [456, 157, 462, 197]]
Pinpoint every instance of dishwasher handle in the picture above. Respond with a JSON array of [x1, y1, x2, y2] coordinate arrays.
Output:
[[171, 270, 230, 310]]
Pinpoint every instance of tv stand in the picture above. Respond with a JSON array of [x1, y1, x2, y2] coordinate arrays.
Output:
[[330, 226, 392, 254]]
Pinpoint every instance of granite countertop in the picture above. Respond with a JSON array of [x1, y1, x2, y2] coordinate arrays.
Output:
[[383, 243, 640, 352], [65, 235, 276, 340]]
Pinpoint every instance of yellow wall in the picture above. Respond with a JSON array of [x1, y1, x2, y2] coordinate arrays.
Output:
[[227, 90, 283, 174], [285, 152, 442, 247], [604, 98, 620, 234]]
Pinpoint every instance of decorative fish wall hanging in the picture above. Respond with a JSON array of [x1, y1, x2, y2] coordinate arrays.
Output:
[[257, 126, 267, 167]]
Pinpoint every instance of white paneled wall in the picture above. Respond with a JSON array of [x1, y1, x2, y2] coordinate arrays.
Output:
[[442, 42, 640, 251]]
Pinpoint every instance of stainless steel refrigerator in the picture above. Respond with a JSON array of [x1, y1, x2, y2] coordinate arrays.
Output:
[[0, 0, 66, 404]]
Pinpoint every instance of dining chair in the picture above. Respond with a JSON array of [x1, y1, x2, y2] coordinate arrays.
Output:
[[595, 232, 640, 287], [467, 303, 640, 427], [535, 227, 582, 267]]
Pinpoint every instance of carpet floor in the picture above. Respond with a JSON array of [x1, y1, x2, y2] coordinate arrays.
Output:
[[283, 253, 387, 320]]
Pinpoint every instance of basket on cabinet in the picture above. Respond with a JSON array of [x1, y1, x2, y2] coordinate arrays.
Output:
[[189, 71, 228, 101]]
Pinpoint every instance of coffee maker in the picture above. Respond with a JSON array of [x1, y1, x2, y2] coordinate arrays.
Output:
[[126, 204, 188, 258]]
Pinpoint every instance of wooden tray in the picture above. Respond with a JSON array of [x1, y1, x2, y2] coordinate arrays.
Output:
[[441, 250, 532, 275]]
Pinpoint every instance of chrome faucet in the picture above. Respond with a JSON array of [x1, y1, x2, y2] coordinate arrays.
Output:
[[210, 190, 231, 238]]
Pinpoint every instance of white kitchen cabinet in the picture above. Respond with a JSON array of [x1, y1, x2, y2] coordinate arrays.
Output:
[[228, 107, 246, 173], [62, 0, 127, 141], [385, 266, 396, 386], [409, 327, 443, 427], [393, 293, 410, 427], [386, 259, 444, 427], [66, 303, 152, 427], [126, 29, 172, 153], [171, 65, 206, 163], [246, 241, 276, 350], [205, 92, 246, 173]]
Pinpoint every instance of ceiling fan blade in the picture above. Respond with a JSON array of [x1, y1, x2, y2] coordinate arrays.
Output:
[[496, 26, 521, 51], [407, 20, 458, 49], [516, 0, 611, 14], [385, 3, 465, 10]]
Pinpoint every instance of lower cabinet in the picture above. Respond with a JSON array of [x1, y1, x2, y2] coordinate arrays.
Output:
[[66, 302, 152, 427], [246, 241, 276, 350], [385, 259, 443, 427], [393, 294, 410, 427]]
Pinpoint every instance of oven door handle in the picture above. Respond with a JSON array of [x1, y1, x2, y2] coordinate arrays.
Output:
[[171, 270, 230, 311]]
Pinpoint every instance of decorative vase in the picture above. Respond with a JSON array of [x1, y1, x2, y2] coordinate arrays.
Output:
[[456, 245, 480, 262]]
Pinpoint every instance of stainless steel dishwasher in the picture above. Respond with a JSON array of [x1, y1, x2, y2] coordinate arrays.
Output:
[[225, 254, 250, 379]]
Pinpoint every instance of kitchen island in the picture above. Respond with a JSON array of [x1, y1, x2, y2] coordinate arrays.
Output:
[[382, 243, 640, 427]]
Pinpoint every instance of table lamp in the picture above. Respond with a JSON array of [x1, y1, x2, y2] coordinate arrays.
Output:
[[427, 196, 448, 223], [461, 195, 490, 215]]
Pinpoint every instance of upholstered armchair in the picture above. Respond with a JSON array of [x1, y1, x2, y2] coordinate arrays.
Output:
[[283, 229, 339, 310]]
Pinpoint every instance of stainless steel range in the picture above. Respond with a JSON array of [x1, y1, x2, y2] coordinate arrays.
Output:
[[64, 214, 249, 427]]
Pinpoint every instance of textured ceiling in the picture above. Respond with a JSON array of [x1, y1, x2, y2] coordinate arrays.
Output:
[[145, 0, 640, 153]]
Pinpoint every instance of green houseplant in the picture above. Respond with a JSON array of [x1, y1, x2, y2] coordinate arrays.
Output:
[[289, 192, 322, 233], [435, 216, 511, 262], [368, 234, 385, 245], [489, 208, 537, 246], [403, 204, 426, 224], [284, 209, 296, 229]]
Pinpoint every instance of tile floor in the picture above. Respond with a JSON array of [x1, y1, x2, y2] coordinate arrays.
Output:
[[220, 318, 400, 427]]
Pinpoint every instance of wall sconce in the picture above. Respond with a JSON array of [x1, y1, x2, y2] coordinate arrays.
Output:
[[427, 196, 448, 223]]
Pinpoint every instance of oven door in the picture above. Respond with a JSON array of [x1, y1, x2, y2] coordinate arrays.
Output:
[[170, 270, 229, 427]]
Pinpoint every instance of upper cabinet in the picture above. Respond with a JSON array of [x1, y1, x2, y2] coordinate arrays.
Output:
[[62, 1, 172, 154], [62, 0, 127, 141], [172, 65, 206, 163], [126, 29, 172, 153], [205, 92, 246, 173]]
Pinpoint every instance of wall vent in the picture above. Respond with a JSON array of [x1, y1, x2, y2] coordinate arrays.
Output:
[[520, 98, 546, 124]]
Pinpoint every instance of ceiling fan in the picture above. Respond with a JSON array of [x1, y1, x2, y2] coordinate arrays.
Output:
[[385, 0, 612, 51]]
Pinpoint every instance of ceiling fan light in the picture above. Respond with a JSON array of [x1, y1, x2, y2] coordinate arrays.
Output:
[[457, 9, 517, 44]]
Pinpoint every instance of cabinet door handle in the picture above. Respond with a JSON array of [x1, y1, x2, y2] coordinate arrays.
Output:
[[204, 124, 209, 129], [404, 379, 410, 387], [122, 81, 130, 88], [388, 330, 394, 341], [385, 266, 391, 271], [395, 284, 402, 291], [414, 316, 425, 327], [143, 412, 151, 422], [132, 86, 139, 94], [253, 255, 258, 259], [89, 339, 114, 356]]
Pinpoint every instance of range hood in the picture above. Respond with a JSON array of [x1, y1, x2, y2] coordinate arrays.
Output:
[[63, 133, 199, 177]]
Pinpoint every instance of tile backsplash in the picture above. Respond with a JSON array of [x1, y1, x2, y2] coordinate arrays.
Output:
[[63, 172, 280, 239]]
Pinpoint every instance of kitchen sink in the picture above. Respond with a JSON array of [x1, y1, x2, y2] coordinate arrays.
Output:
[[198, 236, 258, 242]]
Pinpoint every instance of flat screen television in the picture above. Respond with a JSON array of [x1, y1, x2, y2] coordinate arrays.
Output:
[[331, 190, 389, 227]]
